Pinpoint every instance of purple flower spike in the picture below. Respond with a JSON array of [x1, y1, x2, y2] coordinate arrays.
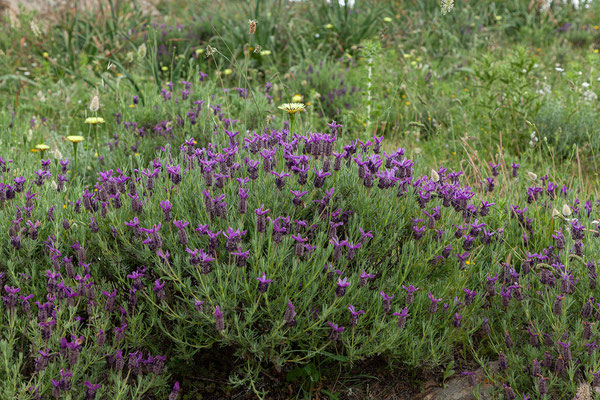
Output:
[[511, 163, 520, 178], [186, 248, 215, 274], [238, 187, 249, 214], [173, 220, 189, 246], [428, 292, 442, 314], [348, 305, 365, 327], [488, 162, 499, 176], [231, 247, 250, 268], [402, 284, 418, 305], [592, 369, 600, 387], [344, 240, 361, 261], [380, 291, 394, 313], [159, 200, 173, 222], [359, 228, 373, 244], [254, 205, 270, 233], [153, 279, 166, 302], [393, 307, 410, 329], [168, 381, 180, 400], [257, 273, 273, 294], [271, 171, 291, 190], [327, 321, 345, 341], [463, 289, 477, 305], [453, 313, 462, 328], [59, 368, 72, 392], [290, 190, 308, 207], [503, 384, 516, 400], [84, 381, 101, 400], [336, 277, 350, 297], [214, 307, 225, 332], [359, 270, 375, 287], [313, 168, 331, 189], [167, 165, 182, 185], [284, 301, 297, 326], [498, 352, 508, 370]]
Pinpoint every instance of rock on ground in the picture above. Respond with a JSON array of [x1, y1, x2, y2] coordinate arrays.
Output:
[[414, 362, 497, 400]]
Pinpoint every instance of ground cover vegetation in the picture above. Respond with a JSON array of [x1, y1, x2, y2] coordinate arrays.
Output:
[[1, 0, 600, 398]]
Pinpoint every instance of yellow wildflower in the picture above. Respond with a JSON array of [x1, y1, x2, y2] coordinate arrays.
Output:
[[278, 103, 305, 114], [67, 135, 84, 143], [84, 117, 106, 125]]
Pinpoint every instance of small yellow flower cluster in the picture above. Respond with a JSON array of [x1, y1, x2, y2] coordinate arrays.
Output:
[[67, 136, 84, 143], [84, 117, 106, 125], [278, 103, 305, 114]]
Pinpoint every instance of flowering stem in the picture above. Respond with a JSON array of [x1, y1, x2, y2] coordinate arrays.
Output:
[[289, 114, 295, 141], [72, 142, 78, 175], [93, 124, 99, 157]]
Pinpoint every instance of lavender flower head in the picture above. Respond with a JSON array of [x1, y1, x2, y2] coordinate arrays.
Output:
[[257, 273, 273, 294], [380, 291, 394, 313], [214, 306, 225, 332], [84, 381, 101, 400], [168, 381, 180, 400], [393, 307, 410, 329], [284, 300, 296, 327], [428, 292, 442, 314], [159, 200, 172, 222], [359, 270, 375, 287], [336, 277, 350, 297], [153, 279, 166, 302], [402, 284, 418, 305], [327, 321, 345, 341], [348, 305, 365, 327]]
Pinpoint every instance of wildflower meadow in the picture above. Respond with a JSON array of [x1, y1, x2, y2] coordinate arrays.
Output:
[[1, 0, 600, 398]]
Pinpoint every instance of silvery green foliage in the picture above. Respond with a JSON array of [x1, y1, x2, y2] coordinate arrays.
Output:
[[0, 62, 599, 398]]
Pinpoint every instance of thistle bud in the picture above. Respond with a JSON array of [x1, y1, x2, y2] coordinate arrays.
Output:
[[89, 95, 100, 112], [249, 20, 257, 35]]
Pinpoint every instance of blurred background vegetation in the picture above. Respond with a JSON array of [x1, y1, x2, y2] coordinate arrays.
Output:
[[2, 0, 600, 179]]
